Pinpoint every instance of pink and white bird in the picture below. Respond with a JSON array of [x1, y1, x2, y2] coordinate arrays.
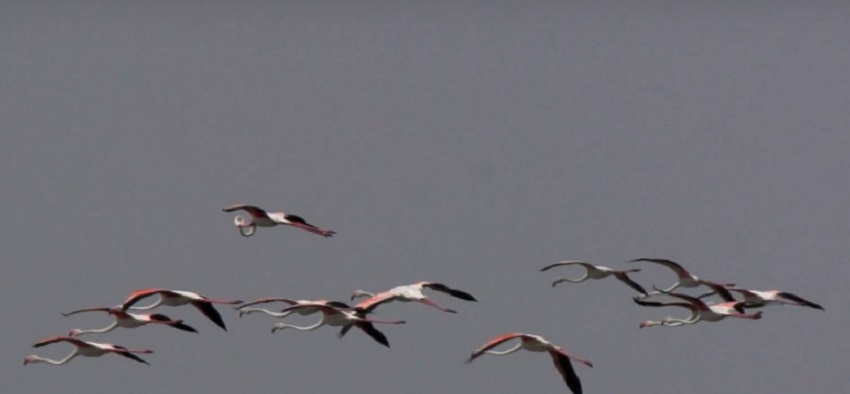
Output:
[[235, 297, 353, 318], [633, 288, 762, 328], [222, 204, 336, 238], [119, 288, 243, 331], [628, 258, 735, 298], [540, 260, 648, 296], [697, 287, 824, 311], [271, 303, 406, 348], [466, 332, 593, 394], [350, 281, 477, 314], [61, 306, 198, 336], [23, 336, 153, 366]]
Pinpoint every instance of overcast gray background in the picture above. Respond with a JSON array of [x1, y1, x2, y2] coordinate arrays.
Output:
[[2, 1, 848, 393]]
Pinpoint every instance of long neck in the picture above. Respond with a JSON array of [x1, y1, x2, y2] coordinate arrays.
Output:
[[74, 321, 118, 336], [35, 351, 79, 365], [485, 343, 523, 356], [241, 307, 291, 318], [128, 300, 162, 311], [282, 318, 326, 331]]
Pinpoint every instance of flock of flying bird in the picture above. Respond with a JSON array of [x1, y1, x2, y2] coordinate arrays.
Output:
[[23, 204, 825, 394]]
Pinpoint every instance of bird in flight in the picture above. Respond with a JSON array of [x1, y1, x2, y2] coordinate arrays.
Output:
[[23, 336, 153, 366], [222, 204, 336, 238], [466, 332, 593, 394], [119, 288, 243, 331], [540, 260, 648, 296]]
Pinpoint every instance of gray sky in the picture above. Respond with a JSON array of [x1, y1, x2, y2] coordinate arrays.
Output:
[[2, 1, 848, 393]]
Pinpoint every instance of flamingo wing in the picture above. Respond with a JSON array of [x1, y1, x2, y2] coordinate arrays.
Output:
[[778, 292, 824, 310], [112, 350, 151, 365], [191, 301, 228, 331], [424, 282, 477, 302], [354, 322, 391, 348], [355, 292, 398, 312], [32, 336, 84, 348], [222, 204, 269, 218], [613, 272, 648, 295], [467, 333, 525, 362], [629, 258, 690, 278], [539, 261, 595, 272], [632, 297, 695, 310], [701, 281, 737, 302], [119, 289, 171, 310], [550, 350, 584, 394]]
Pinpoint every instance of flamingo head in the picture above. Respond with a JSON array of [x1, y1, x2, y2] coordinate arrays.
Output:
[[638, 320, 661, 329], [270, 323, 287, 333], [68, 328, 83, 337], [23, 355, 39, 365]]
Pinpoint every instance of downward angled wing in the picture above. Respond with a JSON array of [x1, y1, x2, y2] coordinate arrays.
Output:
[[355, 322, 391, 348], [778, 292, 824, 310], [424, 282, 477, 301], [355, 292, 398, 313], [550, 351, 584, 394], [113, 351, 150, 365], [613, 273, 648, 295], [701, 282, 737, 302], [191, 301, 227, 331]]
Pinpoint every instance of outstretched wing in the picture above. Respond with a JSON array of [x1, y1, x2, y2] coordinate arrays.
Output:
[[778, 292, 824, 310], [632, 297, 694, 310], [32, 336, 83, 348], [222, 204, 269, 218], [113, 351, 150, 365], [629, 258, 690, 278], [120, 289, 170, 310], [424, 282, 477, 302], [539, 260, 595, 272], [550, 351, 583, 394]]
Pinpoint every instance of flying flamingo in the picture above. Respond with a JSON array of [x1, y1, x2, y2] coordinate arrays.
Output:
[[628, 258, 735, 298], [23, 336, 153, 366], [222, 204, 336, 238], [697, 287, 824, 310], [119, 288, 243, 331], [61, 306, 198, 336], [235, 297, 352, 318], [271, 303, 406, 348], [465, 332, 593, 394], [540, 260, 648, 296], [350, 281, 478, 314], [633, 288, 762, 327]]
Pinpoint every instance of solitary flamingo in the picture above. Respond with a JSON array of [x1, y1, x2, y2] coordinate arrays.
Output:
[[466, 332, 593, 394], [222, 204, 336, 238], [235, 297, 352, 318], [61, 306, 198, 336], [350, 281, 477, 314], [540, 260, 648, 296], [628, 258, 735, 297], [119, 288, 243, 331], [633, 288, 762, 327], [271, 303, 406, 348], [697, 287, 824, 310], [23, 336, 153, 366]]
